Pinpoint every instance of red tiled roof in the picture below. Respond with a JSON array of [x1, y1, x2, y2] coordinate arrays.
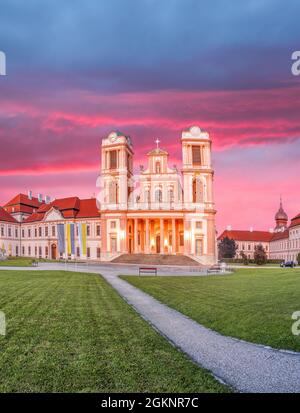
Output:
[[270, 230, 289, 241], [290, 213, 300, 228], [4, 193, 44, 215], [76, 199, 99, 218], [0, 206, 17, 223], [218, 230, 274, 242], [24, 197, 99, 223]]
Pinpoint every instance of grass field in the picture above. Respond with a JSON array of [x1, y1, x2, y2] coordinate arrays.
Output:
[[123, 268, 300, 352], [0, 270, 229, 393], [0, 257, 34, 267]]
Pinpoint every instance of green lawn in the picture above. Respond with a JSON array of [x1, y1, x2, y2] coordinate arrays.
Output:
[[0, 257, 34, 267], [123, 268, 300, 353], [0, 270, 228, 393]]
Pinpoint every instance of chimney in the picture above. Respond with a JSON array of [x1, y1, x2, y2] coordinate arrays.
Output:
[[249, 227, 254, 232], [28, 190, 32, 200], [226, 225, 232, 231], [38, 193, 43, 203], [45, 195, 51, 204]]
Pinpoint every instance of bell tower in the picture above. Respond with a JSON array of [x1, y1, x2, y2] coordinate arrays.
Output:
[[181, 126, 214, 207], [181, 126, 216, 265], [101, 131, 133, 210]]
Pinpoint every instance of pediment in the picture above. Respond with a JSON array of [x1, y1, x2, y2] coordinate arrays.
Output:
[[43, 207, 64, 222]]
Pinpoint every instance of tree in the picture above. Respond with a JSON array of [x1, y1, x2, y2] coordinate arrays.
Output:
[[254, 244, 267, 265], [297, 252, 300, 266], [240, 251, 249, 265], [218, 237, 237, 259]]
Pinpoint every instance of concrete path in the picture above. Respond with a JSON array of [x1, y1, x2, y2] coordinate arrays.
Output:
[[1, 262, 300, 392], [101, 272, 300, 393]]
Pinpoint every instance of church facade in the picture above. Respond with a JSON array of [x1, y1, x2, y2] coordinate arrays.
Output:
[[0, 126, 217, 265], [98, 126, 217, 265]]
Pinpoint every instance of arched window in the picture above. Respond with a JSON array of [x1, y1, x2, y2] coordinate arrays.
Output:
[[109, 181, 119, 204], [168, 188, 174, 203], [192, 178, 204, 203], [155, 188, 162, 203], [145, 189, 150, 203], [155, 161, 161, 174]]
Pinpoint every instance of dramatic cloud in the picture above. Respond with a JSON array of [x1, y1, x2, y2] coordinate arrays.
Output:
[[0, 0, 299, 229]]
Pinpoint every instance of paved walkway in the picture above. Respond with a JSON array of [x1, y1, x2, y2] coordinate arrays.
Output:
[[1, 263, 300, 392]]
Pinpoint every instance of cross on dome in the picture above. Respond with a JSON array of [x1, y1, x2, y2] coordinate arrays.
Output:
[[155, 138, 160, 148]]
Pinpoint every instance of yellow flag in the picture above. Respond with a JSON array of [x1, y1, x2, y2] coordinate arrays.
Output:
[[82, 223, 87, 256], [66, 223, 71, 255]]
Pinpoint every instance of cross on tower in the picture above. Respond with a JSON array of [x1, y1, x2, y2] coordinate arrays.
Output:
[[155, 138, 160, 148]]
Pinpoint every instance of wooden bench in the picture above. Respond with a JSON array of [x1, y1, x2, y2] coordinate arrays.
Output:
[[139, 267, 157, 276], [207, 265, 221, 274]]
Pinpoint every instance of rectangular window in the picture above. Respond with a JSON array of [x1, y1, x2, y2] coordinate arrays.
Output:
[[86, 225, 90, 237], [35, 228, 37, 237], [28, 228, 31, 238], [1, 227, 4, 237], [76, 247, 80, 257], [110, 150, 117, 169], [195, 221, 202, 229], [22, 246, 25, 256], [45, 226, 48, 237], [111, 237, 117, 253], [52, 226, 55, 237], [39, 246, 42, 257], [96, 225, 101, 236], [87, 247, 90, 258], [97, 247, 101, 258], [8, 228, 11, 237], [110, 221, 116, 229], [39, 227, 42, 237], [195, 238, 203, 255], [192, 146, 201, 166], [28, 246, 31, 256]]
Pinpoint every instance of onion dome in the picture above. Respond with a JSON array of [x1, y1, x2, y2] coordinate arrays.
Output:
[[275, 198, 288, 221]]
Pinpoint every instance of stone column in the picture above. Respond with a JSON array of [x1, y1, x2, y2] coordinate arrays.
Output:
[[172, 218, 176, 254], [134, 218, 138, 253], [120, 217, 127, 253], [207, 216, 216, 258], [101, 218, 107, 259], [145, 218, 150, 254], [160, 218, 164, 254], [184, 219, 191, 255]]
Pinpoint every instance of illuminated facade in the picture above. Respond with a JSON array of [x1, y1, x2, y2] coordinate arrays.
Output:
[[99, 126, 217, 265]]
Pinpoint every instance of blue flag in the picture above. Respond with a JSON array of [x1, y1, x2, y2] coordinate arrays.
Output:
[[57, 224, 65, 254], [70, 223, 75, 255]]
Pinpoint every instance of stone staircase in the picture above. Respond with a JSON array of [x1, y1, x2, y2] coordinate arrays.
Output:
[[111, 253, 201, 266]]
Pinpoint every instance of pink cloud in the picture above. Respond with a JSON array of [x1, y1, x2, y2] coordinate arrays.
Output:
[[1, 84, 299, 230]]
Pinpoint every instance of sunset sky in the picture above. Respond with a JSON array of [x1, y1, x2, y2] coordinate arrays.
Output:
[[0, 0, 299, 231]]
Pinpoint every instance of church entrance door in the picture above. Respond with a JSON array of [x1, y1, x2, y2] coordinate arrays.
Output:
[[156, 235, 160, 254], [51, 244, 57, 260]]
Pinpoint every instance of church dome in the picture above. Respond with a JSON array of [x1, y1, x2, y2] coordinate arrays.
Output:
[[275, 200, 288, 221]]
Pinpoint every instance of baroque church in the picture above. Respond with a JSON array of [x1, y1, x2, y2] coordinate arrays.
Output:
[[0, 126, 217, 265], [99, 126, 217, 264]]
